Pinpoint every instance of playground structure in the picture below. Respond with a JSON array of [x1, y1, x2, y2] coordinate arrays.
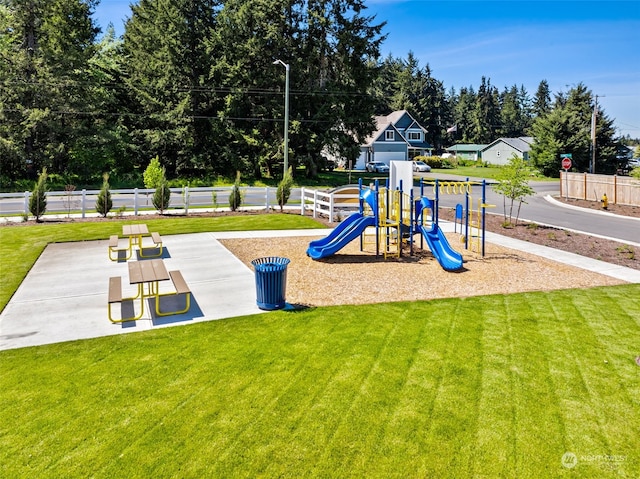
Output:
[[306, 175, 493, 272]]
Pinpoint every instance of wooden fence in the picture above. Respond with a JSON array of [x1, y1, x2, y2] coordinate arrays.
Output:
[[559, 172, 640, 206]]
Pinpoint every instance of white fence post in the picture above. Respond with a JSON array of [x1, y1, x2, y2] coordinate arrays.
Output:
[[300, 187, 305, 215], [265, 186, 269, 210], [184, 186, 190, 215], [24, 191, 29, 217], [134, 188, 139, 216], [81, 189, 87, 218], [329, 192, 334, 224], [313, 190, 318, 219]]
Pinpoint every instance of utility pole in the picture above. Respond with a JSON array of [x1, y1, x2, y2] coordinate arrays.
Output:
[[591, 94, 604, 174], [273, 60, 290, 177]]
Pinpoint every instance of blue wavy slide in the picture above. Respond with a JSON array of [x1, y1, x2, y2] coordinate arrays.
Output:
[[419, 224, 464, 271], [307, 213, 376, 260]]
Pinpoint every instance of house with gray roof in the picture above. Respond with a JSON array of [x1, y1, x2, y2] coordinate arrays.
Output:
[[480, 137, 534, 165], [354, 110, 432, 170], [444, 144, 487, 162]]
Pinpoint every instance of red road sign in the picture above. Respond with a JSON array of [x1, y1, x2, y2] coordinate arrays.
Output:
[[562, 157, 572, 170]]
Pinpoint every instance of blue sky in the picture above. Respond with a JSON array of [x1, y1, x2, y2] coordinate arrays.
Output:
[[94, 0, 640, 137]]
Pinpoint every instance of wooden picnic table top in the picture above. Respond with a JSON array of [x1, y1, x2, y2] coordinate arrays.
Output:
[[128, 259, 169, 285], [122, 224, 149, 237]]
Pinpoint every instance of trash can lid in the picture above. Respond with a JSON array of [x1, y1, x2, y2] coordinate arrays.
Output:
[[251, 256, 290, 271]]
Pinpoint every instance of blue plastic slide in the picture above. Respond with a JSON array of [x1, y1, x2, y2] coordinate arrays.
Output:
[[419, 224, 464, 271], [307, 213, 376, 260]]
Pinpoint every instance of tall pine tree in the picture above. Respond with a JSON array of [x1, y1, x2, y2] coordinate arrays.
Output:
[[0, 0, 99, 180]]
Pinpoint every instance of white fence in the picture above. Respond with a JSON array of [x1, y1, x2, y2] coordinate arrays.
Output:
[[300, 186, 360, 223], [0, 185, 362, 222], [0, 186, 293, 218]]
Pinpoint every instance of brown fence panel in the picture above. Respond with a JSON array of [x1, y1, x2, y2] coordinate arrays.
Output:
[[560, 172, 640, 206]]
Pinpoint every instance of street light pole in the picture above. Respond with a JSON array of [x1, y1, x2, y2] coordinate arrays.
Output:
[[273, 59, 290, 176], [591, 94, 603, 174]]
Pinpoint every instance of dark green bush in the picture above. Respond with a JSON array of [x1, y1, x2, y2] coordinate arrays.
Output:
[[416, 156, 445, 169], [229, 171, 242, 211], [29, 168, 48, 222], [152, 181, 171, 214]]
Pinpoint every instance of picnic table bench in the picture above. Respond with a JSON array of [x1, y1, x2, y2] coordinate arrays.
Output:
[[139, 231, 163, 258]]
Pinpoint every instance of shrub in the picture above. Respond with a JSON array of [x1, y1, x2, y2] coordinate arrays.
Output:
[[276, 167, 294, 212], [152, 180, 171, 214], [29, 168, 48, 222], [229, 171, 242, 211], [415, 156, 445, 169], [95, 173, 113, 217]]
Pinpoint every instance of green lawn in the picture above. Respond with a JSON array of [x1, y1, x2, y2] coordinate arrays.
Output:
[[430, 165, 554, 181], [0, 215, 638, 478], [0, 286, 638, 478]]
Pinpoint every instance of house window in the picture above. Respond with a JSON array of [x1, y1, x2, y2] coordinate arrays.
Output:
[[407, 131, 421, 141], [385, 130, 394, 141]]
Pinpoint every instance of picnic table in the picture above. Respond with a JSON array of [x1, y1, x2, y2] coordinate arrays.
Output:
[[122, 224, 149, 251]]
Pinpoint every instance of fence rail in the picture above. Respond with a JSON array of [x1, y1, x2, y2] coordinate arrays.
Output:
[[560, 172, 640, 206], [300, 187, 360, 223], [0, 186, 363, 222], [0, 186, 294, 218]]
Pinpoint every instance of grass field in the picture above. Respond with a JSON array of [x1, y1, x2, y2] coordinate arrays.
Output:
[[0, 286, 638, 478], [0, 215, 638, 478]]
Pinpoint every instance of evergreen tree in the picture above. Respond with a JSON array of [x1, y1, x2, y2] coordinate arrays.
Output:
[[499, 84, 531, 138], [211, 0, 385, 178], [81, 25, 133, 182], [152, 179, 171, 214], [371, 54, 402, 115], [453, 86, 476, 143], [532, 80, 551, 118], [473, 77, 500, 144], [122, 0, 219, 177], [0, 0, 99, 180], [276, 167, 294, 212], [29, 167, 48, 221], [530, 83, 618, 176], [95, 173, 113, 217], [414, 63, 448, 152], [228, 171, 242, 211]]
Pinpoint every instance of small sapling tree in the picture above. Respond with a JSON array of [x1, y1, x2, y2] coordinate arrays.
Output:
[[153, 179, 171, 214], [492, 154, 535, 226], [95, 173, 113, 217], [276, 167, 294, 212], [29, 168, 48, 222], [143, 156, 164, 206], [229, 171, 242, 211]]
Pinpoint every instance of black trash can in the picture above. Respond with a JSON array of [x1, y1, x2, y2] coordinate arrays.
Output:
[[251, 256, 290, 310]]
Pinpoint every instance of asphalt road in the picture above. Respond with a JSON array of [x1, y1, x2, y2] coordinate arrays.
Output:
[[1, 177, 638, 244], [424, 176, 639, 245]]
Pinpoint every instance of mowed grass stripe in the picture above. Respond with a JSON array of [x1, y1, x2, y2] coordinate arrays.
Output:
[[416, 299, 484, 477], [1, 286, 639, 478], [475, 294, 518, 476], [531, 290, 639, 477], [210, 309, 390, 476], [297, 305, 411, 476], [506, 294, 567, 477]]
